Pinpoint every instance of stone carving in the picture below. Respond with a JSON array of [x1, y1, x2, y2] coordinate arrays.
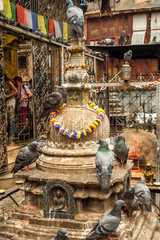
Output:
[[43, 181, 75, 219], [143, 163, 154, 185]]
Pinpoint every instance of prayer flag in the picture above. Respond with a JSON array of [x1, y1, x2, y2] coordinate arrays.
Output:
[[3, 0, 12, 19], [54, 20, 62, 38], [25, 9, 32, 29], [38, 14, 47, 35], [44, 17, 48, 35], [0, 0, 3, 12], [31, 11, 38, 30], [59, 21, 63, 37], [67, 24, 71, 39], [10, 1, 16, 19], [17, 4, 27, 25], [48, 18, 54, 34], [63, 22, 68, 40]]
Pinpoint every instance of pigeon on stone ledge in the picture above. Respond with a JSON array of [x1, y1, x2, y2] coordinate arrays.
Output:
[[51, 228, 69, 240], [122, 188, 139, 223], [123, 50, 132, 64], [114, 136, 129, 168], [40, 87, 67, 119], [119, 30, 125, 45], [131, 177, 151, 212], [86, 200, 125, 239], [66, 0, 84, 38], [149, 36, 157, 44], [11, 141, 40, 173], [95, 139, 114, 194]]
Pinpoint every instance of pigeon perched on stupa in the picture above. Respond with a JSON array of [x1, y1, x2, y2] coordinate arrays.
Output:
[[98, 38, 116, 45], [40, 87, 67, 119], [123, 50, 132, 64], [95, 139, 114, 194], [85, 200, 125, 239], [131, 177, 151, 212], [118, 30, 125, 45], [11, 141, 40, 173], [114, 136, 129, 168], [66, 0, 84, 38], [122, 188, 139, 223], [51, 228, 69, 240]]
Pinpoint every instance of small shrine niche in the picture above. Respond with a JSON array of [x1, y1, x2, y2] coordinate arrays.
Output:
[[43, 181, 75, 219]]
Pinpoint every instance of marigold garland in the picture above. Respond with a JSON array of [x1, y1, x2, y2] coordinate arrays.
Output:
[[49, 101, 106, 139]]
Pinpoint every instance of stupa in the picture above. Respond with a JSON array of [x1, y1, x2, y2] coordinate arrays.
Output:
[[1, 31, 158, 240]]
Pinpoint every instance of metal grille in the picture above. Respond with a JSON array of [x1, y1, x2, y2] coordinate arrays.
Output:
[[90, 86, 156, 136], [32, 40, 49, 139], [12, 0, 31, 9], [0, 31, 8, 174]]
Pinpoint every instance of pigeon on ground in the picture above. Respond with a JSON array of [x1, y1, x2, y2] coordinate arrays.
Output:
[[149, 36, 157, 44], [86, 200, 125, 239], [51, 228, 69, 240], [114, 136, 129, 168], [123, 50, 132, 64], [125, 34, 131, 45], [98, 38, 116, 45], [40, 87, 67, 119], [122, 188, 139, 223], [118, 30, 125, 45], [131, 177, 151, 212], [11, 141, 40, 173], [66, 0, 84, 38], [95, 139, 114, 194]]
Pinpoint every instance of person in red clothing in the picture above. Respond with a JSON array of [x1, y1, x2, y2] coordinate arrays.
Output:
[[14, 76, 32, 124]]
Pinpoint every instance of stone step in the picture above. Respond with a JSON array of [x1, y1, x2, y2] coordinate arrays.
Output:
[[19, 224, 92, 240], [153, 223, 160, 240], [136, 212, 158, 240]]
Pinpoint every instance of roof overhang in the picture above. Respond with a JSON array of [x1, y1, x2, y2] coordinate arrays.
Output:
[[87, 44, 160, 59]]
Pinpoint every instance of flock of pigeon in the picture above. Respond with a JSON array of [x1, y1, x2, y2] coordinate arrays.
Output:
[[11, 98, 155, 239], [9, 1, 158, 239], [50, 176, 153, 240]]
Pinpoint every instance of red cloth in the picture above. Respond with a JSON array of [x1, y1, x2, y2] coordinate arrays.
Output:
[[20, 106, 27, 124], [49, 19, 54, 34], [16, 4, 27, 26]]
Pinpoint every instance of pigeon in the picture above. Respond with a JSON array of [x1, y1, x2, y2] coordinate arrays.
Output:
[[118, 30, 125, 45], [131, 177, 151, 212], [149, 36, 157, 44], [114, 136, 129, 168], [86, 200, 125, 239], [11, 141, 40, 173], [37, 135, 47, 154], [40, 87, 67, 119], [123, 50, 132, 64], [98, 38, 116, 45], [95, 139, 114, 194], [122, 188, 139, 223], [46, 33, 53, 39], [51, 228, 69, 240], [125, 34, 131, 45], [66, 0, 84, 38]]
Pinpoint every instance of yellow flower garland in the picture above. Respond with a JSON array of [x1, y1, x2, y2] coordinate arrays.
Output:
[[49, 101, 106, 139]]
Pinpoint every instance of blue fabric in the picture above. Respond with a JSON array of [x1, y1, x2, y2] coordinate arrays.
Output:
[[32, 12, 38, 30]]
